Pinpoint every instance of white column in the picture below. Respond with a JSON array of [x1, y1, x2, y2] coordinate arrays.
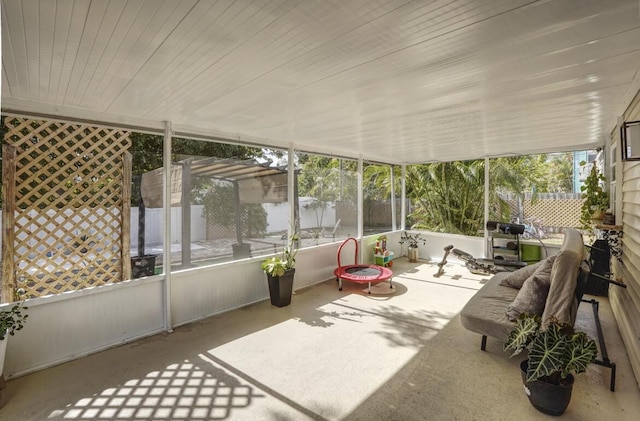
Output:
[[357, 156, 363, 241], [390, 166, 396, 231], [484, 157, 490, 258], [288, 145, 295, 237], [401, 164, 406, 231], [163, 121, 173, 332]]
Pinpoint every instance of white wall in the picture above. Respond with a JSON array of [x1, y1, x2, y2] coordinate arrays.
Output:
[[610, 88, 640, 388], [4, 278, 164, 377], [264, 199, 337, 233], [131, 205, 207, 250], [2, 229, 486, 379], [3, 239, 342, 378], [171, 242, 339, 326], [264, 202, 290, 233]]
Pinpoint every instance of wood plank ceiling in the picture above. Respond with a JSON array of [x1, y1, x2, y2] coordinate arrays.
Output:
[[2, 0, 640, 164]]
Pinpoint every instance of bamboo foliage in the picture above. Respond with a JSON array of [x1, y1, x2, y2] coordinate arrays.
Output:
[[1, 116, 131, 300]]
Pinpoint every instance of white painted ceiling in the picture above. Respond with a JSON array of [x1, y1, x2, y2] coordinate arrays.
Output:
[[2, 0, 640, 164]]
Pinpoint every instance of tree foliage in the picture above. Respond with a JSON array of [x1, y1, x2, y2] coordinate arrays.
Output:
[[201, 183, 267, 237], [297, 155, 358, 228], [406, 160, 486, 235], [363, 162, 395, 201], [297, 155, 340, 228], [404, 154, 566, 236]]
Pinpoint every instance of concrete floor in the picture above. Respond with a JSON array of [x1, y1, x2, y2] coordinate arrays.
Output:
[[1, 259, 638, 420]]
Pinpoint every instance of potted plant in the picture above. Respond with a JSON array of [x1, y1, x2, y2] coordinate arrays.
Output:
[[579, 161, 609, 230], [399, 231, 426, 262], [1, 302, 28, 387], [261, 229, 299, 307], [504, 314, 598, 416]]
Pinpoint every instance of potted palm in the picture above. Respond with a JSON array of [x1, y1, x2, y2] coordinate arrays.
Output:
[[1, 302, 28, 388], [504, 314, 598, 416], [261, 230, 299, 307]]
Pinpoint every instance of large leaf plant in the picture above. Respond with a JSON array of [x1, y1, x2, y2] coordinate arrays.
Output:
[[261, 224, 300, 278], [504, 314, 598, 385]]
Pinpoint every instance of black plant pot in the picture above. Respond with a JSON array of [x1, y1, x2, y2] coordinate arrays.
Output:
[[131, 255, 157, 278], [520, 360, 574, 416], [267, 268, 295, 307], [232, 243, 251, 259]]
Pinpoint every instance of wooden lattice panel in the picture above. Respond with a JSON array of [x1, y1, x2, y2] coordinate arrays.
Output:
[[2, 116, 131, 299], [499, 193, 584, 229], [522, 198, 583, 228]]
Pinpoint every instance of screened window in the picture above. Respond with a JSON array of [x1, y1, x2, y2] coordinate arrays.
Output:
[[363, 162, 394, 235], [404, 160, 485, 236], [154, 137, 286, 272], [296, 153, 357, 244]]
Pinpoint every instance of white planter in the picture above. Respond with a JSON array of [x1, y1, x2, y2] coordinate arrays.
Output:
[[0, 337, 7, 381], [408, 247, 419, 262]]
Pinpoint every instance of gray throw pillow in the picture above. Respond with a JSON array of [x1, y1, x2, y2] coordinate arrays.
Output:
[[499, 256, 554, 289], [530, 255, 556, 282], [499, 260, 542, 289], [505, 275, 551, 321]]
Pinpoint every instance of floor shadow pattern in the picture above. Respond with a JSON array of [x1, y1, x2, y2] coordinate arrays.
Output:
[[47, 358, 261, 420]]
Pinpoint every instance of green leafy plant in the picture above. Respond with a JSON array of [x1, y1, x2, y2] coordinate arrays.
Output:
[[579, 161, 609, 230], [261, 227, 300, 277], [399, 231, 426, 248], [0, 303, 29, 341], [261, 256, 289, 278], [504, 314, 597, 385]]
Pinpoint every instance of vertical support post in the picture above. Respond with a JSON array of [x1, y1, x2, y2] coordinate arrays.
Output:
[[294, 170, 300, 240], [181, 158, 192, 267], [357, 156, 363, 261], [288, 146, 297, 240], [233, 180, 243, 245], [401, 164, 406, 231], [2, 145, 16, 303], [484, 157, 490, 258], [339, 159, 344, 201], [390, 166, 396, 231], [122, 152, 132, 280], [138, 177, 146, 257], [163, 121, 173, 332]]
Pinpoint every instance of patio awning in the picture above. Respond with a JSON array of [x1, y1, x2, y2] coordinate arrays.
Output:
[[140, 158, 289, 208]]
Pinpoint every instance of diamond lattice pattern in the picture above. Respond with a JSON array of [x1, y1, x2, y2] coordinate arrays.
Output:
[[3, 117, 131, 298]]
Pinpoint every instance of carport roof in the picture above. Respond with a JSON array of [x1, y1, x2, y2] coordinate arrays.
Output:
[[188, 157, 287, 182]]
